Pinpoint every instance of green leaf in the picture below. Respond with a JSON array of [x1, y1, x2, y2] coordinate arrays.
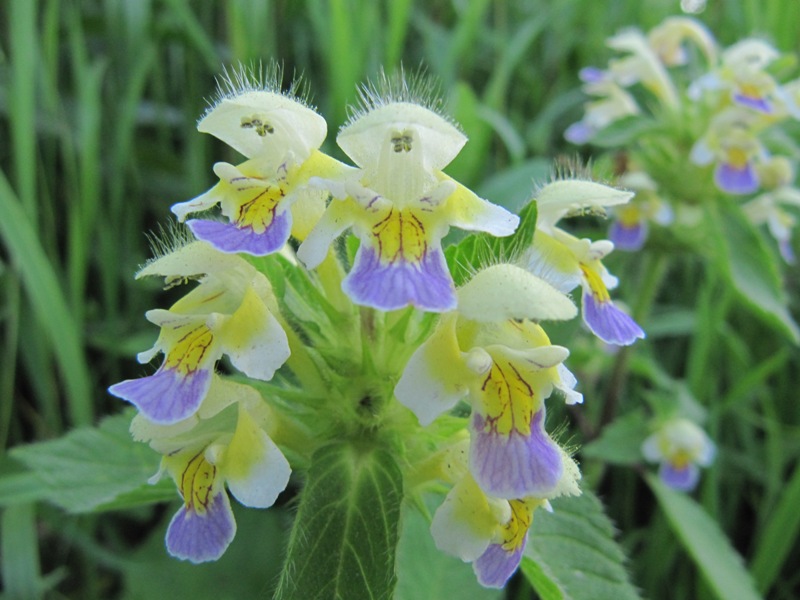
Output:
[[520, 491, 642, 600], [646, 475, 762, 600], [274, 442, 403, 600], [395, 498, 502, 600], [445, 200, 538, 286], [750, 460, 800, 594], [581, 411, 649, 465], [0, 471, 50, 507], [10, 412, 163, 513], [709, 200, 799, 343], [121, 504, 287, 600]]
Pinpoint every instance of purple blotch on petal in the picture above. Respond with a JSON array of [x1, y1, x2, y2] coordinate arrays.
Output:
[[473, 540, 527, 589], [733, 92, 772, 114], [108, 368, 211, 424], [714, 161, 759, 195], [187, 211, 291, 256], [470, 409, 562, 499], [166, 492, 236, 563], [343, 246, 456, 312], [659, 462, 700, 492], [609, 220, 648, 252], [582, 291, 645, 346]]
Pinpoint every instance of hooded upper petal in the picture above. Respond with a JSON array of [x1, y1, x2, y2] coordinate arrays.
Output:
[[199, 90, 327, 161]]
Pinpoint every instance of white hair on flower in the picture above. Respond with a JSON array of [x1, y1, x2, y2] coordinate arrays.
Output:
[[142, 222, 198, 267], [342, 66, 455, 129], [196, 61, 327, 162], [200, 61, 314, 123]]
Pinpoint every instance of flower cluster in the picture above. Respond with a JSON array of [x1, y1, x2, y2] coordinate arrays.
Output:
[[110, 66, 643, 587], [566, 16, 800, 261]]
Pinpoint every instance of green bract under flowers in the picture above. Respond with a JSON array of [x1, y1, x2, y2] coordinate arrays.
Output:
[[109, 65, 648, 589]]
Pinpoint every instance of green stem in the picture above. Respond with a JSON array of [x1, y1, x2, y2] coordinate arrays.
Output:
[[316, 251, 350, 314], [600, 251, 670, 429], [274, 310, 328, 398]]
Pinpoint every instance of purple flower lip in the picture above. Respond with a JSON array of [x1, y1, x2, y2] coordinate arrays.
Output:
[[470, 409, 562, 499], [582, 291, 645, 346], [732, 92, 772, 114], [343, 246, 456, 312], [187, 210, 291, 256], [108, 367, 211, 425], [659, 462, 700, 492], [609, 220, 648, 252], [579, 67, 607, 84], [473, 541, 527, 589], [714, 161, 759, 195], [166, 491, 236, 563]]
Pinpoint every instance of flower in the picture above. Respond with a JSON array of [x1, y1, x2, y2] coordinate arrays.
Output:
[[605, 28, 679, 107], [647, 17, 717, 67], [689, 39, 782, 114], [429, 440, 581, 588], [109, 242, 290, 424], [642, 418, 715, 491], [564, 70, 640, 145], [297, 76, 518, 312], [133, 377, 291, 562], [690, 109, 765, 195], [171, 66, 351, 255], [608, 171, 674, 251], [524, 180, 645, 345], [395, 264, 580, 499], [743, 157, 800, 263]]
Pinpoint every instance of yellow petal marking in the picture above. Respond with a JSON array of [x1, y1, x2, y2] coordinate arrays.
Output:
[[617, 203, 643, 227], [177, 451, 217, 515], [479, 356, 535, 437], [726, 147, 749, 170], [580, 263, 611, 303], [499, 499, 539, 552], [371, 207, 429, 264], [221, 168, 290, 234], [163, 323, 215, 375]]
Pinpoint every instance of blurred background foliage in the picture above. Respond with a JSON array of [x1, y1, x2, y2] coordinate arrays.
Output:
[[0, 0, 798, 598]]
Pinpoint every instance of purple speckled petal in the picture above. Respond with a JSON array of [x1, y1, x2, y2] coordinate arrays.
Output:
[[659, 462, 700, 492], [582, 291, 645, 346], [343, 246, 456, 312], [714, 161, 759, 195], [733, 92, 772, 113], [470, 409, 563, 499], [473, 539, 527, 589], [609, 220, 648, 252], [187, 211, 291, 256], [166, 492, 236, 563], [108, 367, 211, 424]]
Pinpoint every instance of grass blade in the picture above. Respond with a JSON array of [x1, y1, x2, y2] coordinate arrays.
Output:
[[0, 172, 92, 426], [1, 503, 42, 600]]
